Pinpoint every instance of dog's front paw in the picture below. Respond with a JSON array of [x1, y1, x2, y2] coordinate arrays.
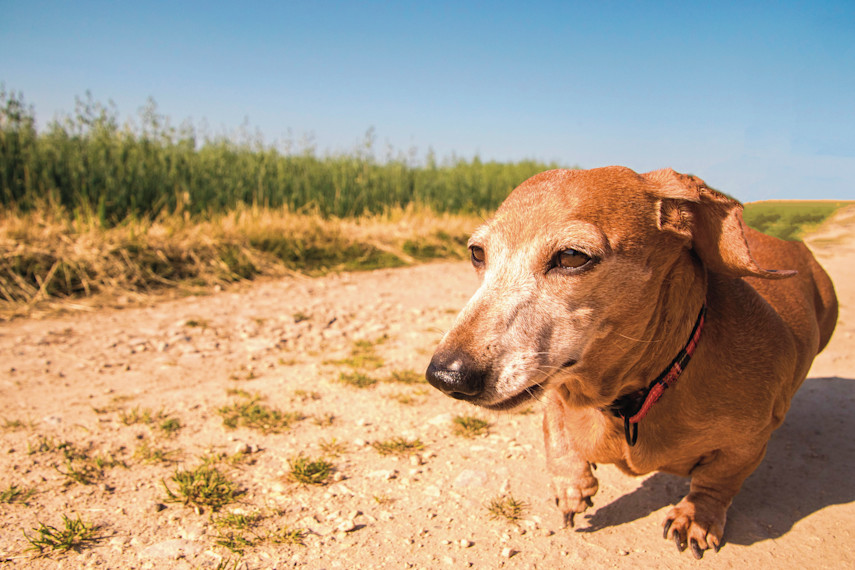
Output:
[[663, 493, 727, 559], [552, 473, 599, 528]]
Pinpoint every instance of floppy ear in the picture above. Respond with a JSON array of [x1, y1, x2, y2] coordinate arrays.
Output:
[[644, 168, 796, 280]]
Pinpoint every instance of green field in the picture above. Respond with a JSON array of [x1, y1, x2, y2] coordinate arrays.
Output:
[[0, 90, 560, 224], [743, 201, 852, 241], [1, 89, 850, 316]]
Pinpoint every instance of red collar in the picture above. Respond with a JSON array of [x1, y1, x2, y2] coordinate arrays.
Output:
[[608, 304, 706, 446]]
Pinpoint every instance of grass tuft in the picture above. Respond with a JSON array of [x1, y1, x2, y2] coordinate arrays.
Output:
[[318, 438, 347, 457], [371, 437, 425, 456], [451, 415, 490, 438], [486, 494, 528, 523], [287, 455, 334, 486], [162, 465, 238, 511], [331, 337, 387, 370], [24, 514, 102, 555], [218, 397, 303, 433], [383, 369, 424, 384], [1, 484, 36, 504], [336, 371, 378, 389], [133, 441, 179, 464]]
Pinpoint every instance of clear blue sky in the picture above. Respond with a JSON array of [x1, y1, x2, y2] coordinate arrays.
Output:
[[2, 1, 853, 201]]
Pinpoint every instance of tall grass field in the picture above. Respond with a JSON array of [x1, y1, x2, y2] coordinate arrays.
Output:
[[0, 89, 850, 317]]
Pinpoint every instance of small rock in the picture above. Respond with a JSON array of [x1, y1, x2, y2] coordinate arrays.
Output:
[[368, 469, 397, 480], [426, 413, 453, 427], [459, 539, 473, 548], [139, 539, 202, 560], [234, 442, 251, 455], [151, 502, 167, 513], [453, 469, 488, 488], [336, 519, 357, 533], [501, 547, 518, 558], [618, 549, 630, 556]]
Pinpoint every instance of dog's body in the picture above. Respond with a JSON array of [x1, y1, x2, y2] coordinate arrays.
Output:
[[426, 167, 837, 558]]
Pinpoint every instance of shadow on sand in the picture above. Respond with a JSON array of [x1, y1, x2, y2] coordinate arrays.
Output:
[[575, 377, 855, 546]]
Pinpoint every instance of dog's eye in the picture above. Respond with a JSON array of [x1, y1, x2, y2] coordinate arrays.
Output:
[[556, 249, 591, 270], [470, 246, 486, 266]]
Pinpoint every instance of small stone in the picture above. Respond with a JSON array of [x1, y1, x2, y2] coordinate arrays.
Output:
[[410, 454, 423, 466], [618, 549, 630, 556], [501, 547, 517, 558], [368, 469, 397, 480], [459, 539, 473, 548], [336, 519, 357, 532], [453, 469, 488, 488], [139, 539, 202, 560], [234, 442, 251, 455], [151, 502, 167, 513]]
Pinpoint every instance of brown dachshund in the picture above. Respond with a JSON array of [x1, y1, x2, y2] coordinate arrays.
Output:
[[426, 167, 838, 558]]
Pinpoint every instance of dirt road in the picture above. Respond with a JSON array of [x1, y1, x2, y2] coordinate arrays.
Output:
[[1, 208, 853, 569]]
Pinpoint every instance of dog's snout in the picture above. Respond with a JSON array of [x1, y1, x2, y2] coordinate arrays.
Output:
[[426, 352, 485, 400]]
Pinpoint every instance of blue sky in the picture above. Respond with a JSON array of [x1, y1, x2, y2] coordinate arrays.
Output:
[[1, 1, 853, 201]]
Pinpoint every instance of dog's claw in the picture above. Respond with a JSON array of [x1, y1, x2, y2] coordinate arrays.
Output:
[[690, 539, 704, 559], [584, 496, 594, 508], [663, 518, 673, 540], [563, 511, 576, 528], [674, 532, 687, 552]]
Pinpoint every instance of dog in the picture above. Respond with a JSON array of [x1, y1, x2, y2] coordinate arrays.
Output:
[[426, 167, 838, 558]]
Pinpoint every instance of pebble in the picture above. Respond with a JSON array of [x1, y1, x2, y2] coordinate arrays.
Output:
[[501, 547, 518, 559], [139, 539, 203, 560], [368, 469, 397, 480], [453, 469, 488, 488]]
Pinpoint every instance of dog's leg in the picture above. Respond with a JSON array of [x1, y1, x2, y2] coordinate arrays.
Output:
[[543, 388, 599, 527], [663, 444, 767, 559]]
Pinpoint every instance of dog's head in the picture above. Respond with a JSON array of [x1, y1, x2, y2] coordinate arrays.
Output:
[[426, 166, 793, 411]]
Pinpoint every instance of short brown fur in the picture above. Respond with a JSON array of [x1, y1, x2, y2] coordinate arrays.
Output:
[[426, 166, 837, 558]]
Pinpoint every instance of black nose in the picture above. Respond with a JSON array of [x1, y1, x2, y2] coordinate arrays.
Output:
[[425, 352, 485, 400]]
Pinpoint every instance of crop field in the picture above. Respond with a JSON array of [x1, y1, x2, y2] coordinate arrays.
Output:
[[1, 90, 850, 318], [0, 90, 557, 222]]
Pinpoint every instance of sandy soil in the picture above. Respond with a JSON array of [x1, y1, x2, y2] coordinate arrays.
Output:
[[1, 207, 853, 569]]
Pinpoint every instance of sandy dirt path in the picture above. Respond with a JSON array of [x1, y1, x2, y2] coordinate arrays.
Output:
[[1, 208, 853, 569]]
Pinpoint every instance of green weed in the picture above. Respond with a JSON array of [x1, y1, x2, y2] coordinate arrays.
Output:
[[162, 465, 239, 511], [1, 417, 33, 430], [486, 494, 528, 523], [318, 438, 347, 457], [451, 415, 490, 438], [133, 441, 179, 464], [371, 437, 425, 456], [218, 398, 303, 433], [383, 369, 424, 384], [336, 371, 378, 389], [159, 417, 182, 435], [24, 514, 102, 555], [287, 455, 333, 486], [330, 337, 387, 370], [0, 484, 35, 504], [268, 527, 307, 546]]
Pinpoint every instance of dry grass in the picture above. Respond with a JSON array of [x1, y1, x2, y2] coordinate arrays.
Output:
[[0, 205, 476, 319]]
